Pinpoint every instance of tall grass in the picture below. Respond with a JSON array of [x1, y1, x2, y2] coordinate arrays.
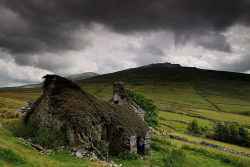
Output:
[[0, 147, 27, 165], [3, 120, 68, 149]]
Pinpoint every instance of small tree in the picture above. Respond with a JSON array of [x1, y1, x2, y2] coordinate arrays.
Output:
[[229, 124, 239, 144], [214, 122, 249, 147], [187, 120, 201, 134], [125, 88, 159, 128], [239, 126, 249, 146]]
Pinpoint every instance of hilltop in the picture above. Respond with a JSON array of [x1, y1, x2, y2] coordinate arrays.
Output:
[[66, 72, 99, 81]]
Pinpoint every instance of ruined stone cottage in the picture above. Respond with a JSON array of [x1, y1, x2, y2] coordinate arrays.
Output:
[[24, 75, 151, 158], [110, 81, 152, 153]]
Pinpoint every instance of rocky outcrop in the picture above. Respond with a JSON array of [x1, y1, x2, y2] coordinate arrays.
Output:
[[24, 75, 151, 158]]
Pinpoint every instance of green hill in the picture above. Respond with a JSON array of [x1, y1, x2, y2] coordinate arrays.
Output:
[[76, 64, 250, 115], [66, 72, 99, 81], [0, 63, 250, 167]]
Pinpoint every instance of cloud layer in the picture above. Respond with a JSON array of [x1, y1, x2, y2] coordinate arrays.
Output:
[[0, 0, 250, 87]]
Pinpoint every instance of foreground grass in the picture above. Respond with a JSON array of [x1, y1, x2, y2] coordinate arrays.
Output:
[[110, 135, 250, 167], [0, 128, 106, 167], [151, 135, 250, 167], [1, 120, 249, 167]]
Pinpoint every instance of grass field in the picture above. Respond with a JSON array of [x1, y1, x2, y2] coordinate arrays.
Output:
[[0, 128, 105, 167], [0, 97, 26, 109], [2, 126, 248, 167], [169, 132, 250, 154]]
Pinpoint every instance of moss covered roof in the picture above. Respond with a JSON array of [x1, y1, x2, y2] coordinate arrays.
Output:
[[26, 75, 149, 139]]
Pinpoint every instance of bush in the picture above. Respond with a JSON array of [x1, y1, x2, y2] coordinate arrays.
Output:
[[125, 88, 159, 128], [117, 150, 140, 160], [187, 119, 201, 134], [213, 122, 249, 147], [33, 130, 69, 149]]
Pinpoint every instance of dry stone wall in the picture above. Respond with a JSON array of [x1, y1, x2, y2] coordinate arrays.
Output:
[[153, 133, 250, 157]]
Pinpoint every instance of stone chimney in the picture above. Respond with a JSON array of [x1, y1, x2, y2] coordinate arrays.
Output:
[[111, 81, 127, 105], [111, 81, 146, 120]]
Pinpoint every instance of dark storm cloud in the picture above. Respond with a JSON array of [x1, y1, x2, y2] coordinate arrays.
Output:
[[1, 0, 250, 56], [192, 33, 232, 52]]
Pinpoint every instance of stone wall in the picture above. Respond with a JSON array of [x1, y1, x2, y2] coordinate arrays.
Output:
[[153, 133, 250, 157]]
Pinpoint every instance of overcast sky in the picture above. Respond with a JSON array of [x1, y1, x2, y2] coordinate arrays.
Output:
[[0, 0, 250, 87]]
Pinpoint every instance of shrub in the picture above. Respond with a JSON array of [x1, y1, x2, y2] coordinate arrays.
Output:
[[33, 130, 69, 149], [117, 150, 140, 160], [213, 122, 249, 147], [187, 119, 201, 134], [125, 88, 159, 128]]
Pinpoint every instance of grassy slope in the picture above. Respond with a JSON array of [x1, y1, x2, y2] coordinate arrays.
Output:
[[1, 126, 247, 167], [0, 128, 105, 167], [0, 65, 250, 166]]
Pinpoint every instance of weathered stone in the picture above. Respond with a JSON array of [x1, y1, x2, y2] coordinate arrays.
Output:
[[111, 82, 152, 153], [129, 135, 137, 153], [76, 148, 87, 158], [110, 81, 146, 120], [159, 133, 249, 157], [24, 75, 150, 158], [88, 152, 98, 161]]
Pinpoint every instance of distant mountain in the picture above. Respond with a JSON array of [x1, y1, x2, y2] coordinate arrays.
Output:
[[66, 72, 99, 81]]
